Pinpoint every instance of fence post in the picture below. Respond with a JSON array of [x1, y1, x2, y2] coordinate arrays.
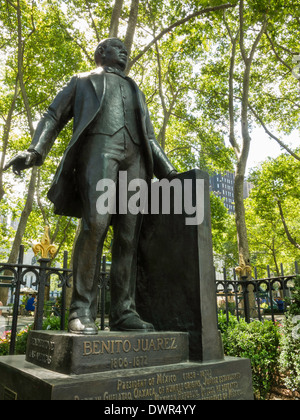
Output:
[[34, 257, 51, 331], [32, 227, 58, 331], [60, 251, 68, 331], [241, 278, 251, 323], [235, 255, 252, 323], [223, 268, 230, 323]]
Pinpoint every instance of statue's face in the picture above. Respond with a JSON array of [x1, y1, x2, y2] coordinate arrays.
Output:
[[99, 39, 128, 71]]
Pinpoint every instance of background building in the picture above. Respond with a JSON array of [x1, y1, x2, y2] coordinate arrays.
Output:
[[243, 180, 254, 199], [210, 172, 235, 214], [210, 172, 254, 214]]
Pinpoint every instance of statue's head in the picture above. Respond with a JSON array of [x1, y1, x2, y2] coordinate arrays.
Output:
[[94, 38, 128, 71]]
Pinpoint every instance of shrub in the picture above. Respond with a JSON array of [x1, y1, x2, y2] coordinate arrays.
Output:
[[219, 312, 281, 400], [0, 325, 33, 356], [43, 316, 62, 331], [279, 277, 300, 394], [0, 332, 10, 356]]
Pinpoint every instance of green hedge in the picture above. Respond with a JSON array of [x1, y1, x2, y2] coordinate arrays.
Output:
[[218, 312, 281, 400]]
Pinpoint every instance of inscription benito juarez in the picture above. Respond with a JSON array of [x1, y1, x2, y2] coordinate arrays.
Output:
[[83, 336, 178, 369]]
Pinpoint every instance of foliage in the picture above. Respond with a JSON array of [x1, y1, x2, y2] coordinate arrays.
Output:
[[218, 312, 281, 400], [279, 277, 300, 393], [0, 0, 299, 282], [210, 192, 230, 253], [0, 314, 68, 356], [42, 315, 65, 331], [246, 152, 300, 274], [0, 324, 33, 356]]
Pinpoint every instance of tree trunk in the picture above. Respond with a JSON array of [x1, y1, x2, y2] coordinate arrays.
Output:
[[124, 0, 140, 60], [65, 220, 82, 311], [109, 0, 124, 38], [277, 199, 300, 250], [8, 167, 38, 265], [0, 0, 37, 304], [7, 0, 37, 260], [225, 2, 267, 317], [0, 78, 19, 202]]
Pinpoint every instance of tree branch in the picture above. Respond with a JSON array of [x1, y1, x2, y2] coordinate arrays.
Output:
[[248, 102, 300, 161], [266, 31, 293, 72], [127, 3, 236, 71], [17, 0, 34, 136], [224, 10, 240, 157], [249, 19, 268, 62], [36, 169, 50, 226], [277, 199, 300, 250], [85, 0, 100, 42], [239, 0, 247, 63]]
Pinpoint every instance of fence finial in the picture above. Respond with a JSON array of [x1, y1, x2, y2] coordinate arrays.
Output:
[[32, 226, 58, 259], [235, 253, 251, 278]]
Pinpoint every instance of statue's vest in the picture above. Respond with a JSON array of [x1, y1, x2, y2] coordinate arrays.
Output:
[[88, 73, 141, 144]]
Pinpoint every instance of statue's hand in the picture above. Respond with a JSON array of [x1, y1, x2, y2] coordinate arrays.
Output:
[[166, 170, 178, 180], [4, 151, 38, 176]]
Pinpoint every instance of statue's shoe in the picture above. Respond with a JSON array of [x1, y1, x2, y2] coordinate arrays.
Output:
[[68, 317, 98, 335], [110, 316, 155, 332]]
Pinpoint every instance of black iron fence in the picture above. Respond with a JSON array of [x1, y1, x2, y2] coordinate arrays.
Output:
[[215, 262, 299, 323], [0, 246, 112, 355], [0, 245, 72, 355], [1, 245, 298, 355]]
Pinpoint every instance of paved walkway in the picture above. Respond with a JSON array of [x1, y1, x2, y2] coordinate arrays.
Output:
[[3, 315, 34, 333]]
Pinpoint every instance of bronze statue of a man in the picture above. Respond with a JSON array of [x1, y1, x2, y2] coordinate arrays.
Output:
[[5, 38, 177, 335]]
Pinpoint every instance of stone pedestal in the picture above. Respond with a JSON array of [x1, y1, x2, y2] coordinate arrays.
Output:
[[0, 330, 254, 401], [0, 355, 253, 401]]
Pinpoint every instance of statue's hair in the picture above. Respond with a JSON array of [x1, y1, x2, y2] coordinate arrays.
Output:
[[94, 38, 126, 67]]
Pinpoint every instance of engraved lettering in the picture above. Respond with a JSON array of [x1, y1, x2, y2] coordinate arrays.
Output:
[[133, 339, 141, 352], [141, 339, 148, 352], [83, 341, 92, 356], [102, 340, 111, 354], [123, 340, 131, 353], [164, 338, 170, 350], [156, 373, 177, 385], [115, 340, 123, 354], [170, 338, 177, 349], [156, 338, 164, 351], [31, 337, 55, 351], [149, 339, 156, 351], [93, 341, 100, 355]]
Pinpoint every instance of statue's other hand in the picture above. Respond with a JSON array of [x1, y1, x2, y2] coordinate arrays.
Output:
[[166, 170, 178, 180], [4, 151, 38, 176]]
